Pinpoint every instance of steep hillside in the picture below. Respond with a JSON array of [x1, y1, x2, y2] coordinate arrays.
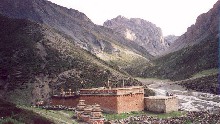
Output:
[[0, 15, 141, 105], [0, 99, 53, 124], [0, 0, 152, 65], [141, 36, 218, 81], [104, 16, 168, 56], [165, 0, 219, 53], [141, 0, 219, 81]]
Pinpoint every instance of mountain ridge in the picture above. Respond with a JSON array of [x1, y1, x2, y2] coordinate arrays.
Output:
[[0, 0, 218, 105], [0, 14, 142, 105], [141, 0, 219, 81], [165, 0, 219, 54], [0, 0, 153, 60], [103, 15, 169, 56]]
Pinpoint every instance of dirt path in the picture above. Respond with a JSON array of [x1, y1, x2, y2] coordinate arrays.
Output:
[[137, 78, 220, 113]]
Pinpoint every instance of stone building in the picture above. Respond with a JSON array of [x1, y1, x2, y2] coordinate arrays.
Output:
[[80, 86, 144, 113], [51, 86, 178, 114], [144, 96, 178, 113]]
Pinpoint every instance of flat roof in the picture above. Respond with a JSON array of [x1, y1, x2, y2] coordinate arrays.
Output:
[[80, 86, 143, 91], [80, 86, 144, 96], [145, 95, 177, 100]]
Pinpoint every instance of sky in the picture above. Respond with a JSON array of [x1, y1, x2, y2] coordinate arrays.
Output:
[[48, 0, 218, 36]]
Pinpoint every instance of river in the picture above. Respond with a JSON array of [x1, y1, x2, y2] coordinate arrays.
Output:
[[138, 78, 220, 113]]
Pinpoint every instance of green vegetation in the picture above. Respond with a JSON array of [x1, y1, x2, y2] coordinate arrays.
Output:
[[104, 111, 185, 120], [183, 120, 193, 124], [96, 44, 151, 77], [0, 98, 187, 124], [123, 57, 152, 76], [145, 111, 186, 119], [141, 35, 218, 81], [0, 98, 78, 124], [0, 117, 24, 124], [20, 106, 77, 124], [192, 68, 218, 78], [104, 111, 145, 120], [135, 77, 171, 84], [0, 15, 141, 105], [0, 99, 53, 124]]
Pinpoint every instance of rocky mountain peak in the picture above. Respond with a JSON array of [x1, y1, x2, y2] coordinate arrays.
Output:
[[164, 35, 179, 46], [115, 15, 127, 20], [103, 16, 168, 56]]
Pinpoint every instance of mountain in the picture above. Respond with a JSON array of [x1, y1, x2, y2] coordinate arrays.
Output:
[[141, 0, 219, 81], [0, 0, 152, 59], [165, 0, 219, 54], [0, 14, 142, 105], [0, 0, 218, 105], [104, 16, 169, 56], [164, 35, 179, 46], [141, 37, 218, 81]]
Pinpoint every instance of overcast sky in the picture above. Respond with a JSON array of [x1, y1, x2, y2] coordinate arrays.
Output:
[[48, 0, 218, 36]]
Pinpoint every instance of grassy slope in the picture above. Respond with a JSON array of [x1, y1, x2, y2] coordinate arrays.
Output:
[[104, 111, 185, 120], [141, 35, 218, 81], [0, 99, 54, 124], [20, 107, 77, 124], [192, 68, 218, 78], [97, 44, 152, 76]]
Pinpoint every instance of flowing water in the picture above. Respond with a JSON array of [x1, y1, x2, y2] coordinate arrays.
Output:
[[139, 79, 220, 113]]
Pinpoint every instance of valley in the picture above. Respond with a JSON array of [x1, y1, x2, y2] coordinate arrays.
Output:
[[0, 0, 219, 123]]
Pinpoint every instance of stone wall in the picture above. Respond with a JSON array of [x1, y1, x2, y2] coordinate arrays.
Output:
[[80, 93, 144, 113], [80, 95, 118, 113], [144, 96, 178, 113], [117, 93, 144, 113], [80, 86, 144, 113]]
